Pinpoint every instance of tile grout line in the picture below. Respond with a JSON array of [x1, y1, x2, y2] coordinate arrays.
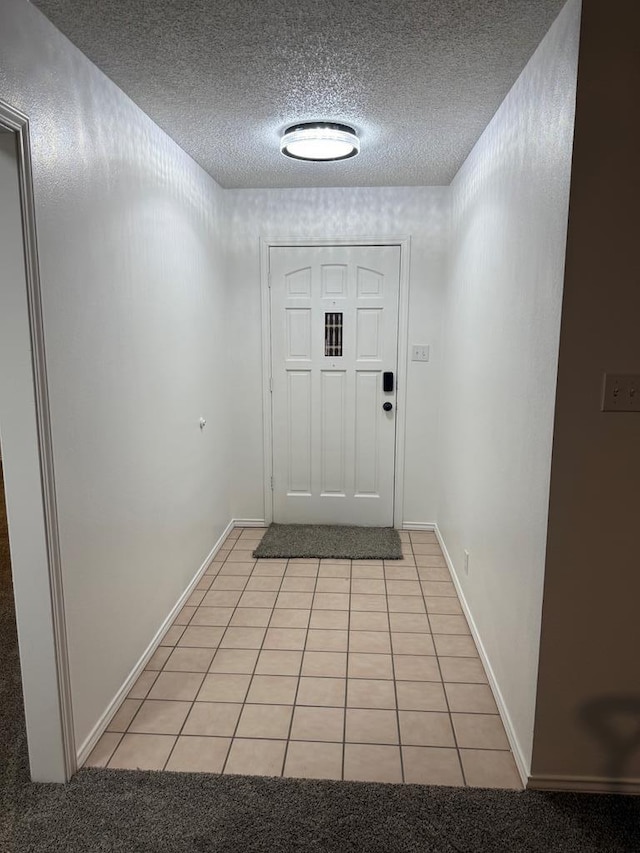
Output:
[[341, 559, 353, 782]]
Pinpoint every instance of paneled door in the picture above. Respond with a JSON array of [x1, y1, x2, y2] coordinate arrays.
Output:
[[269, 245, 401, 526]]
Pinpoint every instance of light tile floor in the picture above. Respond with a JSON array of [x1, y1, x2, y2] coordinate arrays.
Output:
[[86, 528, 522, 789]]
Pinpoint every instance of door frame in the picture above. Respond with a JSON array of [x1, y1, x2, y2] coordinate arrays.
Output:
[[0, 100, 76, 780], [260, 236, 411, 529]]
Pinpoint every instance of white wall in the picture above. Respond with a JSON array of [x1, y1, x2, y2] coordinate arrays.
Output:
[[225, 186, 448, 526], [532, 0, 640, 789], [437, 0, 580, 772], [0, 0, 231, 770]]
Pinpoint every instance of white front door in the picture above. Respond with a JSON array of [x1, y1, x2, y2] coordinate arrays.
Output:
[[270, 244, 401, 526]]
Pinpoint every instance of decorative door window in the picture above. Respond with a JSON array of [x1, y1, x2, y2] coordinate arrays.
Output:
[[324, 312, 343, 357]]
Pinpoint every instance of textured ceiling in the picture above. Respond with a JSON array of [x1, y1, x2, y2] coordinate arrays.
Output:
[[31, 0, 568, 188]]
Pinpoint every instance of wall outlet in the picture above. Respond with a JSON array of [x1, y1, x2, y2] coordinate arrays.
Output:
[[463, 549, 470, 575], [602, 373, 640, 412], [412, 345, 430, 362]]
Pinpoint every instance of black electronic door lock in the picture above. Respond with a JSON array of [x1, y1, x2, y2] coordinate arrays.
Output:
[[383, 372, 394, 393]]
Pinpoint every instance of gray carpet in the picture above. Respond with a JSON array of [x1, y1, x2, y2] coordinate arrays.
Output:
[[253, 523, 402, 560], [1, 467, 639, 852]]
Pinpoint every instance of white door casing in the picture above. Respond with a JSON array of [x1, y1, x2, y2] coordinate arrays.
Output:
[[269, 244, 401, 526]]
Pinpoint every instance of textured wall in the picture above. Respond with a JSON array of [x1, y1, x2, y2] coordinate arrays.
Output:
[[437, 0, 580, 772], [225, 186, 449, 527], [0, 0, 231, 760], [532, 0, 640, 787]]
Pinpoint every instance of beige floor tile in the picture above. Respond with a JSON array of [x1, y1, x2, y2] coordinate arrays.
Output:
[[348, 652, 394, 680], [349, 631, 391, 654], [201, 590, 242, 608], [424, 597, 463, 615], [434, 635, 478, 657], [182, 702, 242, 736], [396, 681, 448, 712], [351, 578, 386, 595], [391, 633, 435, 656], [402, 746, 464, 786], [296, 677, 346, 707], [289, 559, 320, 566], [429, 614, 471, 635], [398, 711, 455, 747], [108, 733, 176, 770], [351, 565, 384, 580], [236, 703, 292, 739], [246, 674, 298, 704], [220, 626, 266, 649], [444, 683, 498, 714], [197, 673, 251, 703], [302, 651, 347, 678], [352, 560, 383, 568], [290, 706, 344, 741], [252, 563, 287, 577], [318, 564, 350, 578], [255, 649, 303, 676], [284, 740, 343, 780], [231, 541, 255, 552], [128, 671, 158, 700], [386, 580, 422, 597], [309, 609, 349, 630], [226, 552, 258, 563], [438, 657, 487, 684], [412, 543, 443, 555], [389, 613, 430, 633], [313, 592, 350, 610], [306, 629, 348, 652], [384, 566, 419, 581], [160, 625, 186, 646], [421, 581, 457, 597], [315, 577, 350, 594], [239, 590, 278, 609], [164, 647, 216, 672], [414, 556, 447, 568], [191, 607, 235, 627], [230, 607, 273, 627], [165, 736, 231, 773], [343, 744, 402, 783], [85, 732, 122, 767], [219, 563, 255, 576], [224, 738, 286, 777], [350, 594, 387, 612], [348, 678, 396, 709], [107, 698, 142, 732], [209, 648, 259, 674], [393, 655, 441, 682], [350, 611, 389, 631], [263, 627, 307, 650], [459, 749, 522, 789], [147, 671, 205, 701], [178, 626, 225, 648], [237, 528, 264, 539], [417, 567, 451, 582], [173, 606, 196, 626], [452, 713, 510, 750], [146, 647, 172, 670], [346, 708, 398, 744], [185, 591, 206, 607], [388, 595, 426, 613], [285, 564, 318, 577], [281, 576, 316, 592], [128, 700, 191, 735], [270, 608, 311, 628], [211, 575, 248, 591], [245, 576, 281, 592], [276, 591, 314, 609]]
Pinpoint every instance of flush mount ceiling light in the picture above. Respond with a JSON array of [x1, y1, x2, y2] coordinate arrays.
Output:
[[280, 122, 360, 162]]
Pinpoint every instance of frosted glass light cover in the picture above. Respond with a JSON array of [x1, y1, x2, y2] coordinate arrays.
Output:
[[281, 123, 360, 161]]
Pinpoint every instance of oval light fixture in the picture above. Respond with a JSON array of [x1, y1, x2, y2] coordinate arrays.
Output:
[[280, 122, 360, 162]]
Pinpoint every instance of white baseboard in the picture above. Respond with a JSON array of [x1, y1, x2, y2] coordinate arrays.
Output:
[[232, 518, 267, 527], [435, 524, 530, 788], [76, 519, 236, 766], [528, 774, 640, 795], [402, 521, 437, 531]]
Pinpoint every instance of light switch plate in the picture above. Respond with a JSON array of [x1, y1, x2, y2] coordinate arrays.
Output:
[[602, 373, 640, 412], [412, 345, 430, 362]]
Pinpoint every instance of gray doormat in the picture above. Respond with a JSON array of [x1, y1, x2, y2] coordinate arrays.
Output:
[[253, 524, 402, 560]]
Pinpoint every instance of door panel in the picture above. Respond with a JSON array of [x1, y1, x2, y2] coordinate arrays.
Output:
[[270, 245, 400, 526]]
